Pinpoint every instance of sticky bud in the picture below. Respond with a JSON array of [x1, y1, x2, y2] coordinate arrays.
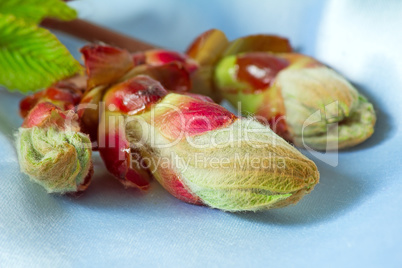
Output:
[[124, 88, 319, 211], [16, 79, 93, 193], [214, 52, 376, 150]]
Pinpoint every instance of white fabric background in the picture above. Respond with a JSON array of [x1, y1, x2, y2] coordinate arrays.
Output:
[[1, 0, 401, 267]]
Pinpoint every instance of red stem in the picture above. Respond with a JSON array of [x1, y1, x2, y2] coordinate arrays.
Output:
[[41, 18, 157, 52]]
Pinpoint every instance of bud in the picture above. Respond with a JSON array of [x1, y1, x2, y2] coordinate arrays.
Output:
[[140, 49, 199, 74], [97, 75, 167, 190], [79, 44, 198, 189], [80, 44, 134, 89], [275, 55, 376, 150], [186, 30, 292, 102], [105, 76, 319, 211], [186, 29, 229, 101], [221, 33, 292, 57], [214, 52, 376, 150], [79, 44, 196, 141], [16, 80, 93, 193]]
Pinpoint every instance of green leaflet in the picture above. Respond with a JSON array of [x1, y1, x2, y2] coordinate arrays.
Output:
[[0, 14, 82, 93], [0, 0, 77, 25]]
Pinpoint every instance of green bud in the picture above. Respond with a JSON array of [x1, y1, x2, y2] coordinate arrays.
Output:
[[16, 126, 92, 193], [174, 119, 319, 211], [276, 67, 376, 150], [214, 53, 376, 150], [126, 93, 319, 211]]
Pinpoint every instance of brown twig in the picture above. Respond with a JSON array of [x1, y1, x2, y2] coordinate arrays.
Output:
[[41, 18, 157, 52]]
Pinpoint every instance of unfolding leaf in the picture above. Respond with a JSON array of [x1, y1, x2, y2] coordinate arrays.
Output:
[[0, 14, 82, 93], [0, 0, 77, 25], [186, 29, 229, 66]]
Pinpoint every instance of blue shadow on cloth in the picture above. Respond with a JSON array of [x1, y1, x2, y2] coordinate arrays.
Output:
[[232, 160, 373, 226]]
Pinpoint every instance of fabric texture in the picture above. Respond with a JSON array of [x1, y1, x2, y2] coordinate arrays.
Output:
[[1, 0, 401, 267]]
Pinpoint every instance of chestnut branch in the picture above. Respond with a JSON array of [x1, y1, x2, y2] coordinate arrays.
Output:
[[41, 18, 157, 52]]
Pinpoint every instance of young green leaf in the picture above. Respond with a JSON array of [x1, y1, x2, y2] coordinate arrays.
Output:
[[0, 14, 82, 93], [0, 0, 77, 25]]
